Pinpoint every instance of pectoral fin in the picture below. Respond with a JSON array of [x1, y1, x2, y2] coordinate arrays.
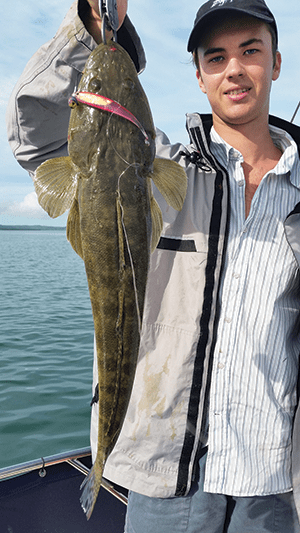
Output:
[[34, 156, 79, 218], [66, 198, 83, 259], [151, 158, 187, 211]]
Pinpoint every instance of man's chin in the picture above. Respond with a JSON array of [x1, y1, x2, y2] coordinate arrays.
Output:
[[213, 110, 260, 129]]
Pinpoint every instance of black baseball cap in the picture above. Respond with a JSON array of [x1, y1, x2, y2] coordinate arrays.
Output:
[[187, 0, 278, 52]]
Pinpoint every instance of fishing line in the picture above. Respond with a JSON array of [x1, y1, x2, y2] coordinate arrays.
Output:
[[116, 183, 142, 334], [106, 112, 143, 333], [106, 110, 142, 168]]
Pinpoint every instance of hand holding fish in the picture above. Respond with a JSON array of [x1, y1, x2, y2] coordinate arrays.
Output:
[[85, 0, 128, 43]]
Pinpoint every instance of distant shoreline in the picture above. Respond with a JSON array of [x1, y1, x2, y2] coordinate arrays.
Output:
[[0, 225, 66, 231]]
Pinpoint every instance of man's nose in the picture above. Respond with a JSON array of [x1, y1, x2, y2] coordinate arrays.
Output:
[[226, 57, 245, 79]]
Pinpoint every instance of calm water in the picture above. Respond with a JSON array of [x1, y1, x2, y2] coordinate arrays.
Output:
[[0, 230, 95, 469]]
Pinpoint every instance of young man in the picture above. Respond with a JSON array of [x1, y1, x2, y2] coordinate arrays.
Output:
[[6, 0, 300, 531]]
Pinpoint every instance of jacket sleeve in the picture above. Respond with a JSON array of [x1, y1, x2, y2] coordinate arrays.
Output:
[[6, 0, 146, 176]]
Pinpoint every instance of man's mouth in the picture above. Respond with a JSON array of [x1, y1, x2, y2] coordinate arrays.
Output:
[[225, 88, 251, 101]]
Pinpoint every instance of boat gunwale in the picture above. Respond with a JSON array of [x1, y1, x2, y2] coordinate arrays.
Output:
[[0, 446, 91, 481], [0, 446, 128, 505]]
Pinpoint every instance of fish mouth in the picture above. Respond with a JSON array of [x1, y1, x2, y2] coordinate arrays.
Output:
[[225, 87, 251, 101]]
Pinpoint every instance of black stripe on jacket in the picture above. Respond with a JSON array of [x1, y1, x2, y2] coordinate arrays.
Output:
[[175, 117, 230, 496]]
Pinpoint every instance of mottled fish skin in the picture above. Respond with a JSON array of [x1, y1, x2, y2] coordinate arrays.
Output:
[[33, 40, 187, 520], [71, 42, 156, 518]]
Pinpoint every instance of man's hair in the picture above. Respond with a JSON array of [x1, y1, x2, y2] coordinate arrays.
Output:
[[192, 17, 278, 72]]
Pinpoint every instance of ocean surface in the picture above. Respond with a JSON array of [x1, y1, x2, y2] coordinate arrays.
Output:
[[0, 229, 95, 469]]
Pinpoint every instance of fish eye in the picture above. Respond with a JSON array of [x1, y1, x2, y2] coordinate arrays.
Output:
[[89, 78, 102, 92], [123, 78, 135, 90]]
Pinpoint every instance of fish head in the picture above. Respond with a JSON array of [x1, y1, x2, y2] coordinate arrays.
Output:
[[68, 41, 156, 175]]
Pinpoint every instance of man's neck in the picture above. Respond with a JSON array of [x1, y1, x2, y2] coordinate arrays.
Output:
[[212, 114, 282, 218], [212, 114, 281, 165]]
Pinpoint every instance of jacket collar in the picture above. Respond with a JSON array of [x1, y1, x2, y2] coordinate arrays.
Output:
[[186, 113, 300, 157], [269, 116, 300, 156]]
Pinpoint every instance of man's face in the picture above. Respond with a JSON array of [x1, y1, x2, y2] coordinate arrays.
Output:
[[196, 17, 281, 129]]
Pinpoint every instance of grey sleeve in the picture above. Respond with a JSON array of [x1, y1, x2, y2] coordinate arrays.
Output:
[[6, 0, 146, 176]]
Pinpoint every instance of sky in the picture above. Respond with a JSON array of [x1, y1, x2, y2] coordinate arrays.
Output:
[[1, 0, 300, 226]]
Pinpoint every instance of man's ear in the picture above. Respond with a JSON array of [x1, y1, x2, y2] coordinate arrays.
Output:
[[196, 69, 207, 94], [272, 51, 281, 81]]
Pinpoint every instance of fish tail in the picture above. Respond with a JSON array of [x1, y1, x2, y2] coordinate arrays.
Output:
[[80, 461, 104, 520]]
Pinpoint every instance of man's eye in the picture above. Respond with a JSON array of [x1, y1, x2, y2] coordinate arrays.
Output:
[[209, 55, 224, 63], [245, 48, 259, 55]]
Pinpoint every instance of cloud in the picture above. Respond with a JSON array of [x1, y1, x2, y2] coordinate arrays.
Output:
[[3, 192, 49, 219]]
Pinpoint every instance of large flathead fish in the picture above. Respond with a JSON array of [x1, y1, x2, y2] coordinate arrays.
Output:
[[33, 41, 187, 518]]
